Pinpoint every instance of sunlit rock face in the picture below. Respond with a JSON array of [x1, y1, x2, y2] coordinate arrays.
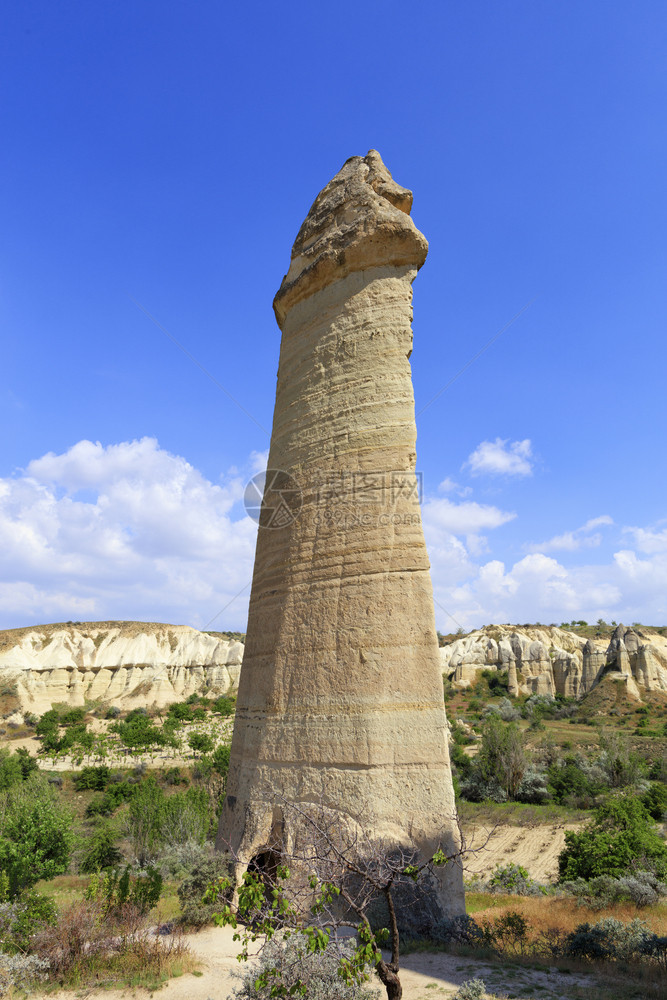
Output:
[[217, 150, 464, 916], [0, 622, 242, 714], [439, 624, 667, 699]]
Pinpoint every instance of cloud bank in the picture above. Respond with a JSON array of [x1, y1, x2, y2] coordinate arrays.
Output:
[[1, 438, 665, 633]]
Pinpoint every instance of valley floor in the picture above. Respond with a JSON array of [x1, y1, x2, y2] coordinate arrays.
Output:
[[28, 922, 603, 1000]]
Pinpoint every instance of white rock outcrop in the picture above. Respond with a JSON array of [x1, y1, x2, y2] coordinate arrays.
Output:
[[440, 624, 667, 700], [0, 622, 243, 714]]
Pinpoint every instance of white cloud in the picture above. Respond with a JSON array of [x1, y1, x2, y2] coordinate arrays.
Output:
[[466, 438, 534, 478], [4, 440, 667, 637], [624, 522, 667, 554], [422, 497, 515, 537], [526, 514, 613, 553], [0, 438, 258, 630], [429, 538, 667, 633], [438, 477, 472, 498]]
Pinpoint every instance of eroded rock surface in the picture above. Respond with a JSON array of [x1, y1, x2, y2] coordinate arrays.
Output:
[[440, 624, 667, 699], [218, 150, 464, 915], [0, 622, 243, 713]]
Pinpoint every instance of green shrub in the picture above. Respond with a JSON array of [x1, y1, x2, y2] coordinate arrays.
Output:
[[212, 695, 235, 717], [558, 796, 667, 882], [167, 702, 194, 722], [565, 917, 655, 962], [0, 886, 57, 952], [61, 707, 86, 726], [0, 752, 23, 791], [187, 732, 214, 755], [454, 982, 486, 1000], [163, 766, 184, 785], [111, 714, 170, 752], [73, 765, 111, 791], [232, 934, 375, 999], [177, 852, 233, 925], [84, 864, 162, 916], [642, 782, 667, 821], [84, 780, 135, 818], [0, 775, 74, 896], [80, 825, 124, 874], [562, 871, 667, 909], [127, 778, 212, 863], [548, 754, 603, 807], [212, 742, 231, 778], [487, 863, 543, 895]]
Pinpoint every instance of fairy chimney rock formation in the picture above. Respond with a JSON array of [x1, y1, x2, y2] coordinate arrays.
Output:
[[217, 151, 464, 915]]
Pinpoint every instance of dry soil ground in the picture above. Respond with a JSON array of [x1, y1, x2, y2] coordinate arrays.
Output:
[[465, 822, 583, 882], [28, 923, 601, 1000]]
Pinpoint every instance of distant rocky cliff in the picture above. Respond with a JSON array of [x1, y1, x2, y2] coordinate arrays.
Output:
[[439, 624, 667, 700], [3, 620, 666, 716], [0, 621, 244, 714]]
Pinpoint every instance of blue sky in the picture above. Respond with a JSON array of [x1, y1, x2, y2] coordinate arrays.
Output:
[[1, 0, 666, 632]]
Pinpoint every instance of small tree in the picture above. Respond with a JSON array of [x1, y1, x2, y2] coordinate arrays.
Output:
[[0, 775, 74, 897], [187, 732, 214, 756], [208, 803, 476, 1000], [558, 796, 667, 882], [474, 715, 526, 799]]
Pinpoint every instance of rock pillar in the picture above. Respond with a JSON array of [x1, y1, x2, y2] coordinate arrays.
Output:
[[216, 150, 464, 915]]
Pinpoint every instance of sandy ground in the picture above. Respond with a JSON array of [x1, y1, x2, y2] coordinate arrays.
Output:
[[27, 923, 600, 1000], [465, 822, 583, 883]]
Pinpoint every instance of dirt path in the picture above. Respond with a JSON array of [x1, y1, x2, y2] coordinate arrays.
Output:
[[29, 924, 600, 1000]]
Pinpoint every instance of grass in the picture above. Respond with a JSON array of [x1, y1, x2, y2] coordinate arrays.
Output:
[[468, 891, 667, 934], [457, 799, 591, 827], [408, 891, 667, 1000], [37, 873, 183, 921]]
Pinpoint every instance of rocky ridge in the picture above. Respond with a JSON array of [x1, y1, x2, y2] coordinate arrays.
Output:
[[0, 621, 243, 714], [439, 623, 667, 700]]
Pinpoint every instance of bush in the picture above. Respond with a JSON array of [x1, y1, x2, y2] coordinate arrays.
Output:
[[0, 952, 50, 993], [565, 917, 654, 962], [548, 754, 603, 807], [212, 741, 231, 778], [163, 766, 184, 785], [111, 714, 171, 752], [487, 864, 542, 896], [177, 852, 233, 925], [187, 732, 214, 755], [232, 933, 377, 999], [0, 748, 38, 790], [454, 981, 486, 1000], [167, 702, 194, 722], [127, 778, 212, 864], [515, 765, 550, 804], [0, 886, 57, 952], [85, 865, 162, 916], [61, 707, 86, 726], [558, 796, 667, 882], [85, 779, 135, 817], [562, 870, 667, 909], [80, 825, 124, 873], [475, 715, 526, 800], [73, 765, 111, 791], [213, 695, 235, 716], [642, 782, 667, 821], [0, 775, 74, 896], [432, 914, 484, 946]]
